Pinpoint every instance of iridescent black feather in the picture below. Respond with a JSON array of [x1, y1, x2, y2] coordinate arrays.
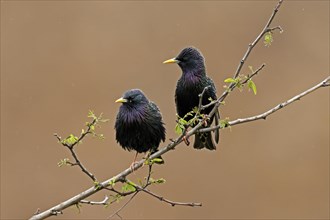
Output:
[[115, 89, 166, 159], [169, 47, 220, 150]]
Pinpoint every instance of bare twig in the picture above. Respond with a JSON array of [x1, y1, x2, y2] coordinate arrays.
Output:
[[108, 192, 139, 219], [198, 85, 210, 111], [228, 76, 330, 126], [135, 185, 202, 207], [80, 196, 109, 206], [268, 26, 283, 33]]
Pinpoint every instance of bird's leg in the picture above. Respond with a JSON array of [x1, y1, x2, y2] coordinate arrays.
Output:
[[142, 151, 150, 161], [183, 135, 190, 145], [182, 124, 190, 146], [130, 152, 139, 172], [201, 114, 209, 127]]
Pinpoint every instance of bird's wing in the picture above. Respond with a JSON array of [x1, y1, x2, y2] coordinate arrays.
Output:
[[148, 101, 166, 142]]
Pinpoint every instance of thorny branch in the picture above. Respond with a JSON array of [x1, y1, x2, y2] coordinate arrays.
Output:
[[30, 1, 328, 219]]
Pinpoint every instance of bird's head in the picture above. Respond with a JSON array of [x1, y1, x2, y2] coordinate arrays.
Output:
[[115, 89, 148, 107], [163, 47, 205, 73]]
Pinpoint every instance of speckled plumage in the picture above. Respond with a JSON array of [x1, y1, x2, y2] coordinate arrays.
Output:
[[166, 47, 220, 150], [115, 89, 166, 155]]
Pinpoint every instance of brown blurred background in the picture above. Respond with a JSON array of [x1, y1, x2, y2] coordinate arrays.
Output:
[[1, 1, 329, 219]]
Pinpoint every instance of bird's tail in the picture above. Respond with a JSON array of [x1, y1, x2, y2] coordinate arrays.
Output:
[[193, 109, 220, 150], [193, 132, 216, 150]]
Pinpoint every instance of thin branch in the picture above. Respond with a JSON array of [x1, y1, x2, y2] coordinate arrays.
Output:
[[228, 76, 330, 126], [202, 63, 266, 110], [54, 133, 96, 182], [80, 196, 109, 206], [199, 76, 330, 133], [199, 0, 284, 136], [234, 0, 283, 79], [241, 63, 266, 84], [198, 85, 211, 111], [135, 185, 202, 207], [108, 192, 139, 219], [145, 164, 153, 187], [268, 25, 283, 33]]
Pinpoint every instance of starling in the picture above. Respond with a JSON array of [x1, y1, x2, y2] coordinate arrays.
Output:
[[163, 47, 220, 150], [115, 89, 166, 164]]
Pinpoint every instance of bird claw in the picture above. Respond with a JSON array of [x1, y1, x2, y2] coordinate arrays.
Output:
[[183, 135, 190, 146], [130, 161, 139, 173], [201, 115, 209, 127]]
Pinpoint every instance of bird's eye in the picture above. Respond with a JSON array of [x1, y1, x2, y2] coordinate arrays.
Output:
[[181, 56, 188, 62]]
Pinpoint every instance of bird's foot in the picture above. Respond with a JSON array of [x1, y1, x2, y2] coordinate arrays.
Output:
[[183, 135, 190, 146], [181, 127, 190, 146], [201, 115, 209, 127], [129, 161, 139, 173]]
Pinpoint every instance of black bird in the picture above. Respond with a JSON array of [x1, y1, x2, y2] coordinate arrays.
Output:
[[115, 89, 166, 164], [163, 47, 220, 150]]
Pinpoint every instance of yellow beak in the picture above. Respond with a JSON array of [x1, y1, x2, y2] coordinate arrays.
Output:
[[163, 58, 178, 64], [115, 97, 127, 103]]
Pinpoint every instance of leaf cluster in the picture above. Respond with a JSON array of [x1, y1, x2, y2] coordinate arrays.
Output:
[[175, 107, 204, 135], [224, 67, 258, 95]]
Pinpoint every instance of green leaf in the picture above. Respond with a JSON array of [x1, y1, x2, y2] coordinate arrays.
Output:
[[150, 158, 164, 164], [149, 177, 166, 185], [154, 178, 166, 184], [224, 78, 236, 83], [88, 110, 96, 118], [57, 158, 70, 167], [264, 31, 273, 46], [94, 181, 102, 190], [175, 123, 184, 135], [109, 179, 116, 187], [121, 182, 136, 193], [187, 117, 197, 127], [191, 107, 199, 114], [248, 79, 257, 95], [175, 117, 187, 135], [62, 134, 78, 145], [220, 118, 230, 128]]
